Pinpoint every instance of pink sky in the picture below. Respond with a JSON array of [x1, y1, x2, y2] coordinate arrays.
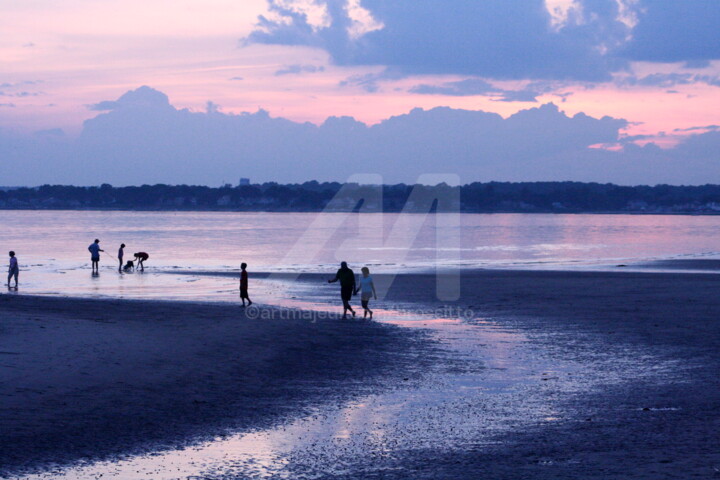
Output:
[[1, 0, 719, 146]]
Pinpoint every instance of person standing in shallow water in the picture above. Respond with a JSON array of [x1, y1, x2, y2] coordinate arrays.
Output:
[[355, 266, 377, 319], [118, 243, 125, 273], [7, 251, 18, 289], [88, 239, 103, 273], [328, 261, 356, 319], [239, 263, 252, 307]]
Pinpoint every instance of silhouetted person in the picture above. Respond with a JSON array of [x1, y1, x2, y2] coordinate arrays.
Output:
[[118, 243, 125, 273], [239, 262, 252, 307], [7, 251, 18, 289], [355, 266, 377, 319], [134, 252, 149, 271], [328, 261, 356, 318], [88, 239, 103, 273]]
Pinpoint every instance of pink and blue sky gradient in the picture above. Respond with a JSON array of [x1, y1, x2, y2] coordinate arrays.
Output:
[[1, 0, 719, 185]]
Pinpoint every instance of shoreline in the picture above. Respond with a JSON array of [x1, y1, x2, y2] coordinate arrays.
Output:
[[3, 207, 720, 216]]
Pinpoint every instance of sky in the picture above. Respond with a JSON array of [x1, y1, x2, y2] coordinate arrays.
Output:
[[1, 0, 719, 186]]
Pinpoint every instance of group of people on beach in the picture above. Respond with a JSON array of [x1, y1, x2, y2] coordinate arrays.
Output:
[[240, 261, 376, 319], [87, 239, 149, 274], [5, 240, 151, 288], [8, 243, 377, 319]]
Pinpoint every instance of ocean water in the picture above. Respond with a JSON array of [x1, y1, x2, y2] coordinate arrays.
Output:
[[1, 210, 719, 301]]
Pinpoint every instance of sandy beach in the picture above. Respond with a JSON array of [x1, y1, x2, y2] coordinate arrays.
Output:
[[0, 295, 434, 476], [375, 266, 720, 479], [2, 265, 720, 479]]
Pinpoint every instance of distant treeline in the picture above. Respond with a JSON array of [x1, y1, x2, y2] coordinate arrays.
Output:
[[2, 181, 720, 214]]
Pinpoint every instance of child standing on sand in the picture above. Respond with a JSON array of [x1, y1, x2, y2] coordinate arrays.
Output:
[[7, 251, 18, 289], [355, 266, 377, 319], [239, 263, 252, 307]]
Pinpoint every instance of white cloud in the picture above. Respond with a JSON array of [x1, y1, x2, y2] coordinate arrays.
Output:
[[345, 0, 383, 40], [545, 0, 583, 31]]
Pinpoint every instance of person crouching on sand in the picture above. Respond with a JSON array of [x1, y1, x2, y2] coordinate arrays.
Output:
[[7, 251, 18, 289], [355, 266, 377, 319], [134, 252, 149, 271], [239, 262, 252, 307]]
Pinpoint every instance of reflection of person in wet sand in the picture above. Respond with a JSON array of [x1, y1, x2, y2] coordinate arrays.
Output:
[[7, 251, 19, 289], [328, 261, 356, 319], [355, 266, 377, 319], [239, 263, 252, 307], [88, 239, 103, 273], [134, 252, 149, 271]]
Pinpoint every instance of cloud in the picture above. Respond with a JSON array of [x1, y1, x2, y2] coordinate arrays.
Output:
[[229, 76, 244, 81], [87, 85, 171, 111], [88, 101, 118, 111], [617, 73, 720, 88], [245, 0, 631, 81], [274, 64, 326, 76], [683, 60, 711, 69], [408, 78, 563, 103], [0, 80, 42, 88], [34, 128, 65, 137], [0, 91, 42, 98], [409, 79, 499, 97], [673, 125, 720, 133], [620, 0, 720, 63], [245, 0, 720, 84], [4, 86, 720, 186], [338, 72, 388, 92], [493, 90, 541, 103]]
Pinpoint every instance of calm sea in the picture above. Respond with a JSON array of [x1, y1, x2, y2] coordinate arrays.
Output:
[[1, 210, 719, 301]]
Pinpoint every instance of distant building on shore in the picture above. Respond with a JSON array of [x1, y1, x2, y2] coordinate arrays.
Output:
[[238, 178, 250, 186]]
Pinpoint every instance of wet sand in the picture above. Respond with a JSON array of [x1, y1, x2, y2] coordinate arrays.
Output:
[[375, 268, 720, 479], [3, 266, 720, 479], [0, 295, 434, 476], [633, 258, 720, 271]]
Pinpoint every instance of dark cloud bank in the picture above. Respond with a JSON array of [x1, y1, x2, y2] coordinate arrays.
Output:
[[1, 86, 719, 186], [247, 0, 720, 82]]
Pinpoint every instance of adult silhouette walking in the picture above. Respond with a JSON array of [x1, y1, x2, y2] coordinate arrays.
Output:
[[328, 261, 356, 319]]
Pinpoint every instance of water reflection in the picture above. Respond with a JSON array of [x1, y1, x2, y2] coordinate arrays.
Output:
[[15, 298, 677, 480], [1, 211, 719, 279]]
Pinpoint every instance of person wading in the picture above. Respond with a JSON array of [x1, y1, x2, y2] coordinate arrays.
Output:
[[88, 239, 103, 273], [118, 243, 125, 273]]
